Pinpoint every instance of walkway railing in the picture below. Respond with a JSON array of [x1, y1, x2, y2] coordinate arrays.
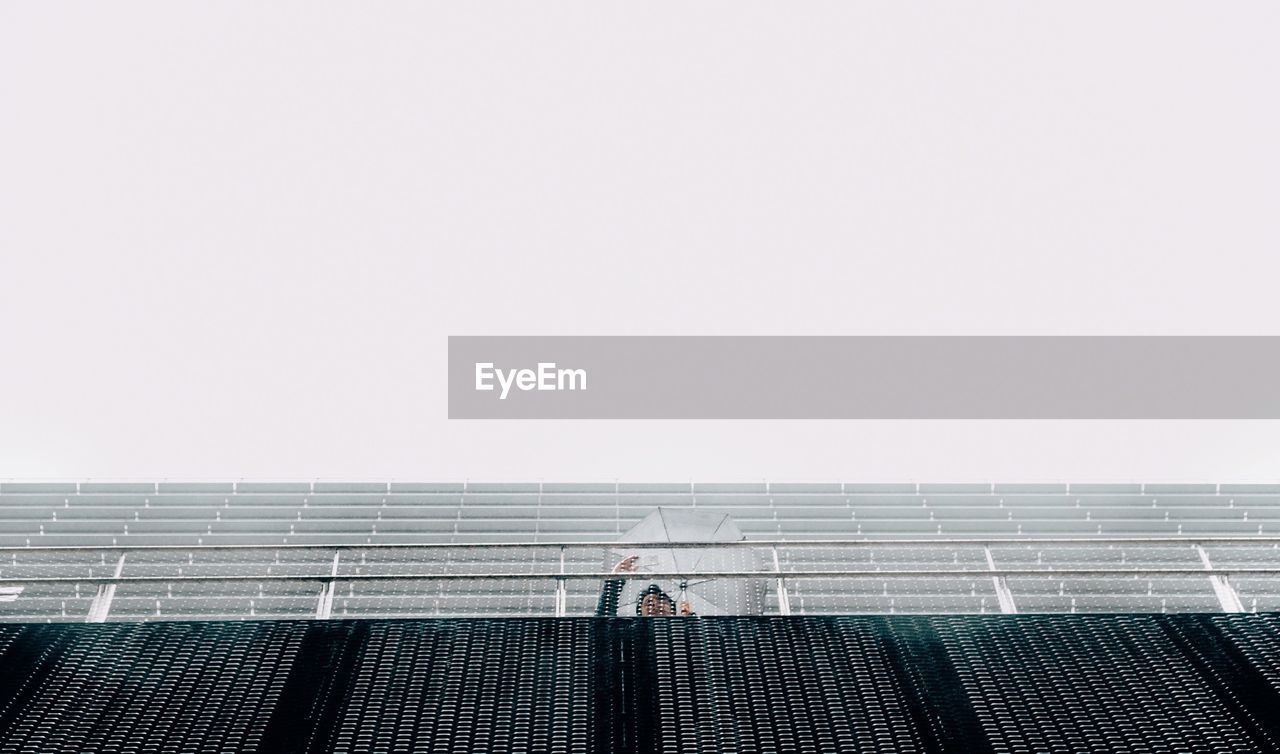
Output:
[[1, 537, 1277, 622]]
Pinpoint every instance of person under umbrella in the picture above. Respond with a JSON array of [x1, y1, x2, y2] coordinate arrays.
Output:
[[595, 554, 695, 616], [596, 508, 766, 617]]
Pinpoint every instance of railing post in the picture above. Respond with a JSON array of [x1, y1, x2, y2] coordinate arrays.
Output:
[[1196, 544, 1244, 613], [316, 551, 339, 620], [554, 546, 567, 617], [772, 546, 792, 616], [86, 552, 126, 623], [984, 545, 1018, 614]]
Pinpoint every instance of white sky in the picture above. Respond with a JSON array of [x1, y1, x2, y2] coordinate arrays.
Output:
[[2, 2, 1278, 482]]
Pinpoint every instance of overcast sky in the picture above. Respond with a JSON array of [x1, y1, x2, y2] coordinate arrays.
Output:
[[2, 2, 1278, 482]]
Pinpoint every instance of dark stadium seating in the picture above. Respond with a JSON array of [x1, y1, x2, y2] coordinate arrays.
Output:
[[1, 614, 1280, 753]]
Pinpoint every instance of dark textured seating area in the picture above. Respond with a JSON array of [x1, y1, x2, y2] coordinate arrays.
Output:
[[2, 614, 1279, 753]]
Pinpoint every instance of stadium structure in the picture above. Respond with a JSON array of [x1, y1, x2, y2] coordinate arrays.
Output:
[[2, 480, 1280, 752]]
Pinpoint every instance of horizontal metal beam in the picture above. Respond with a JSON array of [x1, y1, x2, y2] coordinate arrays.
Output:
[[3, 567, 1280, 586], [1, 536, 1278, 554]]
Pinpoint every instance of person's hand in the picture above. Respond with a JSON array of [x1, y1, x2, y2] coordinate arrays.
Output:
[[612, 555, 639, 574]]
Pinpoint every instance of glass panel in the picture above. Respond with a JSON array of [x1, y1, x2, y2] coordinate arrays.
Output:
[[988, 543, 1201, 570], [779, 544, 987, 572], [337, 546, 561, 576], [788, 576, 999, 614], [124, 548, 334, 578], [1203, 543, 1280, 568], [0, 549, 124, 579], [1003, 576, 1220, 613], [330, 578, 556, 618], [1230, 576, 1280, 612], [0, 581, 95, 622], [108, 580, 320, 621]]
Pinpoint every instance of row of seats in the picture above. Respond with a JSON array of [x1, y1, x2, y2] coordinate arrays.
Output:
[[9, 503, 1280, 519], [1, 516, 1275, 530], [4, 492, 1279, 505], [5, 481, 1270, 493], [0, 521, 1272, 548]]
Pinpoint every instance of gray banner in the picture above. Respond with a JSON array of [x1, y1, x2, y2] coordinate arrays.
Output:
[[448, 336, 1280, 419]]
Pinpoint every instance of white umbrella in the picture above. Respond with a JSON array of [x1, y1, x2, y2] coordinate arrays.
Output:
[[608, 508, 766, 615]]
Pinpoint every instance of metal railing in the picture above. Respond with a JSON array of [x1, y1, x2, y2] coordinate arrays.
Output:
[[0, 537, 1277, 622]]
